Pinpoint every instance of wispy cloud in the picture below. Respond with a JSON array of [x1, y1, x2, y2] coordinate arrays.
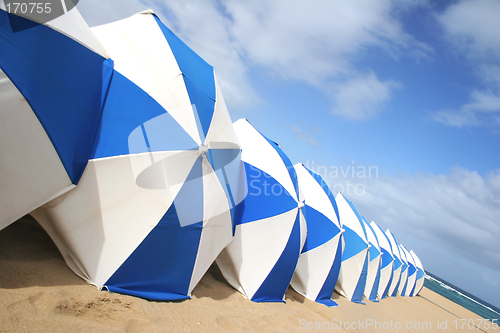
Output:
[[437, 0, 500, 59], [432, 90, 500, 127], [330, 73, 402, 121], [433, 0, 500, 128], [289, 125, 320, 149], [354, 167, 500, 270]]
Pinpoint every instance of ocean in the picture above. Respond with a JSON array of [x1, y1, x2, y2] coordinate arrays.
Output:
[[423, 272, 500, 323]]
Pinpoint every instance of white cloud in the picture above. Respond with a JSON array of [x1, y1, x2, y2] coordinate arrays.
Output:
[[133, 0, 429, 117], [358, 167, 500, 270], [434, 0, 500, 128], [222, 0, 418, 83], [330, 73, 401, 121], [437, 0, 500, 59], [432, 90, 500, 127]]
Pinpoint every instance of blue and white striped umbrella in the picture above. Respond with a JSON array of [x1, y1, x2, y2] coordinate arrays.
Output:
[[386, 229, 403, 297], [0, 6, 111, 231], [334, 192, 369, 304], [290, 163, 343, 307], [216, 118, 306, 303], [409, 249, 425, 296], [362, 217, 381, 302], [30, 10, 242, 301], [398, 243, 409, 296], [400, 244, 417, 296], [370, 221, 394, 299]]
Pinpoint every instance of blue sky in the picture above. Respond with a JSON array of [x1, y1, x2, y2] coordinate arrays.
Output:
[[78, 0, 500, 307]]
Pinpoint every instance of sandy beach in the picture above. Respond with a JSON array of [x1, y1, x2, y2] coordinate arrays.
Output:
[[0, 215, 495, 332]]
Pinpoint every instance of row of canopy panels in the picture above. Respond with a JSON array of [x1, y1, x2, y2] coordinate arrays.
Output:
[[0, 7, 425, 305]]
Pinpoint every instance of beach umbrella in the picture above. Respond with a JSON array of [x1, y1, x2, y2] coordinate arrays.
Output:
[[362, 218, 381, 302], [31, 10, 242, 301], [290, 163, 343, 307], [370, 221, 394, 299], [386, 229, 403, 297], [401, 245, 417, 297], [398, 243, 409, 296], [334, 192, 369, 304], [0, 6, 111, 231], [409, 249, 426, 296], [216, 118, 305, 303]]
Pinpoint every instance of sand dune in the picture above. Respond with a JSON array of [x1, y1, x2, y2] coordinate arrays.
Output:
[[0, 215, 494, 332]]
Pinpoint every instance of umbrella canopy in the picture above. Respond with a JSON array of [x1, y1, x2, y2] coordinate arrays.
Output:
[[334, 192, 369, 304], [31, 10, 241, 301], [401, 245, 417, 297], [216, 118, 306, 303], [370, 221, 394, 299], [0, 6, 111, 231], [409, 249, 426, 296], [386, 229, 403, 297], [363, 218, 381, 302], [290, 163, 343, 307], [398, 243, 409, 296]]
